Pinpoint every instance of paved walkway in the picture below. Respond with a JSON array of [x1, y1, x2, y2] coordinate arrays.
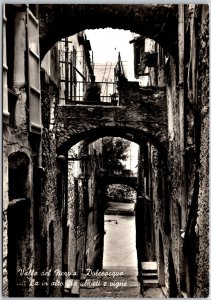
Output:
[[103, 215, 137, 267], [143, 287, 165, 298], [80, 267, 165, 298], [80, 266, 141, 298], [81, 214, 165, 298]]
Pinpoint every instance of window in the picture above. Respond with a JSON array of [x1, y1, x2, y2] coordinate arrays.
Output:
[[59, 39, 78, 103], [8, 152, 30, 201], [3, 5, 9, 123], [5, 5, 19, 128], [8, 89, 18, 128], [26, 8, 42, 134]]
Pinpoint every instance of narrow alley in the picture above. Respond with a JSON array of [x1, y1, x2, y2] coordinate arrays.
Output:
[[81, 211, 165, 298], [2, 4, 209, 298]]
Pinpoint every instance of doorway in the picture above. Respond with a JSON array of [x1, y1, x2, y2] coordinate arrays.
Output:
[[168, 250, 178, 297]]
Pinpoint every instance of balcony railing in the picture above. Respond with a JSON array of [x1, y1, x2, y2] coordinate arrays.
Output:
[[97, 169, 138, 177], [59, 81, 118, 105]]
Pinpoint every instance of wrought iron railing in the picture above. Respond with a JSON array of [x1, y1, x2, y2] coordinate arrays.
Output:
[[59, 81, 118, 104], [97, 169, 138, 177]]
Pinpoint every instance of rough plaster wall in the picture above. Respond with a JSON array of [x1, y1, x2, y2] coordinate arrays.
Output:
[[67, 144, 87, 274], [3, 93, 35, 296], [2, 9, 37, 295], [151, 146, 171, 293], [152, 54, 182, 296], [41, 74, 63, 296], [86, 167, 99, 269], [76, 178, 87, 273], [66, 140, 105, 272], [194, 7, 209, 297], [67, 160, 77, 271], [89, 178, 105, 270], [165, 56, 182, 295], [86, 142, 105, 270]]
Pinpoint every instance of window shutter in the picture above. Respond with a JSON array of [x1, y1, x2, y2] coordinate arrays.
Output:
[[26, 8, 42, 134], [3, 5, 9, 123]]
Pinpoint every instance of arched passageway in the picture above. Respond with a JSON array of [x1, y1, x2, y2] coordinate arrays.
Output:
[[57, 125, 167, 156], [62, 130, 160, 295], [65, 135, 140, 271], [42, 13, 169, 293], [2, 3, 209, 298], [38, 4, 178, 60]]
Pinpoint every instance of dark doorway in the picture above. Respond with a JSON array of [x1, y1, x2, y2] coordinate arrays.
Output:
[[7, 152, 30, 296], [8, 152, 30, 201], [168, 250, 178, 297], [159, 232, 165, 286], [49, 221, 54, 296], [7, 202, 27, 296]]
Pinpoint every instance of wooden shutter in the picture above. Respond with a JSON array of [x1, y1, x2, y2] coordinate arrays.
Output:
[[3, 5, 9, 123], [26, 8, 42, 134]]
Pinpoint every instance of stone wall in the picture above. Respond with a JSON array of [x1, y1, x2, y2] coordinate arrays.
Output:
[[151, 5, 209, 297], [66, 139, 106, 274], [3, 4, 209, 298], [40, 69, 63, 296], [192, 6, 209, 297], [2, 8, 37, 296], [56, 87, 167, 153]]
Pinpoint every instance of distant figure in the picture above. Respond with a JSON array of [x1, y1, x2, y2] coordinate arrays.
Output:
[[83, 82, 101, 102]]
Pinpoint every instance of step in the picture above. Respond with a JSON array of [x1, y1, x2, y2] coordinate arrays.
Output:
[[142, 269, 158, 274], [143, 278, 159, 288], [71, 279, 80, 297], [142, 272, 158, 279], [181, 291, 188, 298], [141, 261, 157, 271], [80, 273, 87, 282], [64, 278, 74, 289]]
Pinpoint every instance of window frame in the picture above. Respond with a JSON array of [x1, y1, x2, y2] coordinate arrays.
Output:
[[26, 8, 42, 134], [3, 5, 10, 124]]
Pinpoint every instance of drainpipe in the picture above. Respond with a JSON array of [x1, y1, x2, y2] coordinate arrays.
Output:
[[178, 5, 186, 230]]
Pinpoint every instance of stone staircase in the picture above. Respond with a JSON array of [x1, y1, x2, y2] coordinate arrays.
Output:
[[64, 278, 80, 297], [141, 262, 159, 288]]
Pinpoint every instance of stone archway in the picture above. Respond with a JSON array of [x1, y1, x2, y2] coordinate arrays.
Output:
[[103, 177, 138, 191], [56, 117, 167, 156], [59, 125, 164, 274], [104, 183, 137, 207], [38, 4, 178, 60]]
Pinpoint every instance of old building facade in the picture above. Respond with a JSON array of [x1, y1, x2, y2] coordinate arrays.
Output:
[[2, 4, 209, 298]]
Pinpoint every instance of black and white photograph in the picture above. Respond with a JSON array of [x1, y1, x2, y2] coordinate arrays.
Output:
[[2, 3, 209, 298]]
